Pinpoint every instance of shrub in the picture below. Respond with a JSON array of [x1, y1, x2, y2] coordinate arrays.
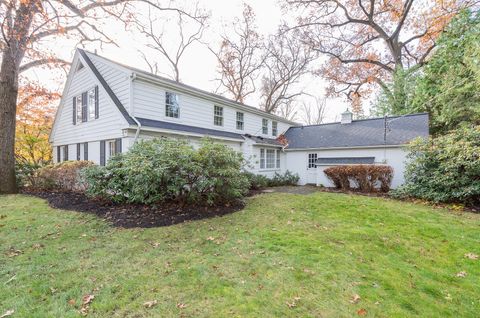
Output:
[[268, 170, 300, 187], [15, 161, 42, 189], [393, 126, 480, 205], [324, 165, 393, 193], [36, 161, 94, 191], [82, 138, 249, 206], [243, 172, 269, 190]]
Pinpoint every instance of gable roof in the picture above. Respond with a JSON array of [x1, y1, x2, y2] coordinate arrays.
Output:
[[283, 113, 429, 150], [78, 49, 136, 125], [79, 49, 297, 125]]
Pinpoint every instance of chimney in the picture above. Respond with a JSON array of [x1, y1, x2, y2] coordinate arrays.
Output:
[[341, 109, 353, 124]]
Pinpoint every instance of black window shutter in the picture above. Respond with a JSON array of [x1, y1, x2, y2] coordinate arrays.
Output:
[[115, 138, 122, 154], [82, 92, 88, 122], [65, 145, 69, 161], [84, 142, 88, 161], [76, 143, 81, 160], [73, 97, 76, 125], [94, 86, 99, 119], [100, 141, 105, 166], [57, 146, 61, 163]]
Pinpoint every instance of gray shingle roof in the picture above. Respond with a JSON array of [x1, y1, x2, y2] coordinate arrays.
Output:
[[316, 157, 375, 165], [284, 113, 429, 149], [243, 134, 283, 146], [136, 117, 244, 140]]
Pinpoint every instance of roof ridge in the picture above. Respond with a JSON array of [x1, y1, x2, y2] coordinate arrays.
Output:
[[292, 112, 429, 129]]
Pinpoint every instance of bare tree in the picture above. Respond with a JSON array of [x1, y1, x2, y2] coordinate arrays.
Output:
[[284, 0, 477, 115], [301, 96, 327, 125], [277, 100, 299, 122], [209, 3, 265, 103], [137, 3, 208, 82], [0, 0, 201, 194], [260, 29, 317, 114]]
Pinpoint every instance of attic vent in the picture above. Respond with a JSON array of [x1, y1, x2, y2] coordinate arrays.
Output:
[[76, 62, 84, 72]]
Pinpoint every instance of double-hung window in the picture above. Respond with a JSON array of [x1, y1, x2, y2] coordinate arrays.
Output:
[[259, 148, 280, 170], [165, 92, 180, 118], [272, 121, 278, 136], [214, 105, 223, 126], [88, 88, 96, 120], [75, 95, 82, 123], [308, 153, 318, 168], [262, 119, 268, 134], [236, 112, 244, 130], [108, 140, 117, 157]]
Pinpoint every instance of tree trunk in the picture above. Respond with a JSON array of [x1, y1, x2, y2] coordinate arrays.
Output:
[[0, 51, 20, 194]]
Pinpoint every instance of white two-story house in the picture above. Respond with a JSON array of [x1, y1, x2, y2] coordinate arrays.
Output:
[[49, 49, 429, 188]]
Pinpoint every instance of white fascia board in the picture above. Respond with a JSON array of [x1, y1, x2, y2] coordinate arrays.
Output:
[[124, 126, 245, 143]]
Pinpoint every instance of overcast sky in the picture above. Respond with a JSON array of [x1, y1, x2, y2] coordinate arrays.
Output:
[[28, 0, 354, 123]]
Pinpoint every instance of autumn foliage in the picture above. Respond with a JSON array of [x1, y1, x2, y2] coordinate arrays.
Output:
[[324, 165, 393, 193]]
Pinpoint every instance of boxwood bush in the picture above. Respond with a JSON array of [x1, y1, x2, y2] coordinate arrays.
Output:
[[393, 126, 480, 205], [82, 138, 249, 206]]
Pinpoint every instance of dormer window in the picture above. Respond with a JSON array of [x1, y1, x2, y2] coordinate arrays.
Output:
[[165, 92, 180, 118], [262, 119, 268, 134]]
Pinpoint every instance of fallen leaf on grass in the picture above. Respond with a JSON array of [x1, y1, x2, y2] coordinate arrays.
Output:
[[144, 300, 157, 308], [464, 253, 478, 260], [206, 236, 215, 241], [82, 294, 95, 305], [176, 303, 187, 309], [0, 310, 14, 318], [6, 248, 22, 257], [286, 297, 301, 308], [68, 299, 76, 306], [357, 308, 367, 316], [456, 271, 467, 278], [350, 294, 361, 304]]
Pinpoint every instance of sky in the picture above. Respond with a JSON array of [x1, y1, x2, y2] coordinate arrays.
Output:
[[28, 0, 352, 123]]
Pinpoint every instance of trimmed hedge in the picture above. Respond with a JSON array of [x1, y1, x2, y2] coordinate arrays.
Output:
[[324, 165, 393, 193], [243, 170, 300, 190], [35, 161, 94, 192]]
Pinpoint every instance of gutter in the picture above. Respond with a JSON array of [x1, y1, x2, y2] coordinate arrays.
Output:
[[130, 72, 142, 143]]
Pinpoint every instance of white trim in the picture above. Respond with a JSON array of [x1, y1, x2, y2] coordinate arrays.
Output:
[[123, 126, 245, 143], [284, 144, 406, 151]]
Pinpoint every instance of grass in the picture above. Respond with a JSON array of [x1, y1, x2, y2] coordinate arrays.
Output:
[[1, 192, 479, 317]]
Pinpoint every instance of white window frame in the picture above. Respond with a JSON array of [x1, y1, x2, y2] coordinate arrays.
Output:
[[262, 119, 268, 135], [259, 148, 281, 170], [308, 153, 318, 169], [272, 121, 278, 136], [62, 145, 68, 162], [87, 87, 96, 120], [165, 92, 180, 118], [75, 94, 82, 124], [236, 112, 244, 130], [214, 105, 223, 126]]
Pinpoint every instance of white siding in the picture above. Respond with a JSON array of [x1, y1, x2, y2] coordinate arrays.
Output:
[[285, 147, 408, 188], [88, 53, 132, 112], [132, 80, 292, 138], [50, 55, 128, 147]]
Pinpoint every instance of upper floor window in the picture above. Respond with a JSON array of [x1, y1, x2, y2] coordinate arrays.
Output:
[[75, 95, 82, 123], [165, 92, 179, 118], [308, 153, 317, 168], [236, 112, 244, 130], [214, 105, 223, 126], [88, 88, 96, 120], [272, 121, 278, 136], [73, 86, 98, 125], [262, 119, 268, 134]]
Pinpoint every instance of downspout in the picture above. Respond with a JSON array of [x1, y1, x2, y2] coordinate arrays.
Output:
[[130, 72, 142, 143]]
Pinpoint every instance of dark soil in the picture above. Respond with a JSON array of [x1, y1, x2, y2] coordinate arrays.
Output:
[[24, 190, 245, 228]]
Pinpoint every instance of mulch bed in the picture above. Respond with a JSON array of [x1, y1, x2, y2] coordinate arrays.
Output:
[[23, 190, 245, 228]]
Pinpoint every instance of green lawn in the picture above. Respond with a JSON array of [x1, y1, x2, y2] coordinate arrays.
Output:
[[1, 193, 479, 317]]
